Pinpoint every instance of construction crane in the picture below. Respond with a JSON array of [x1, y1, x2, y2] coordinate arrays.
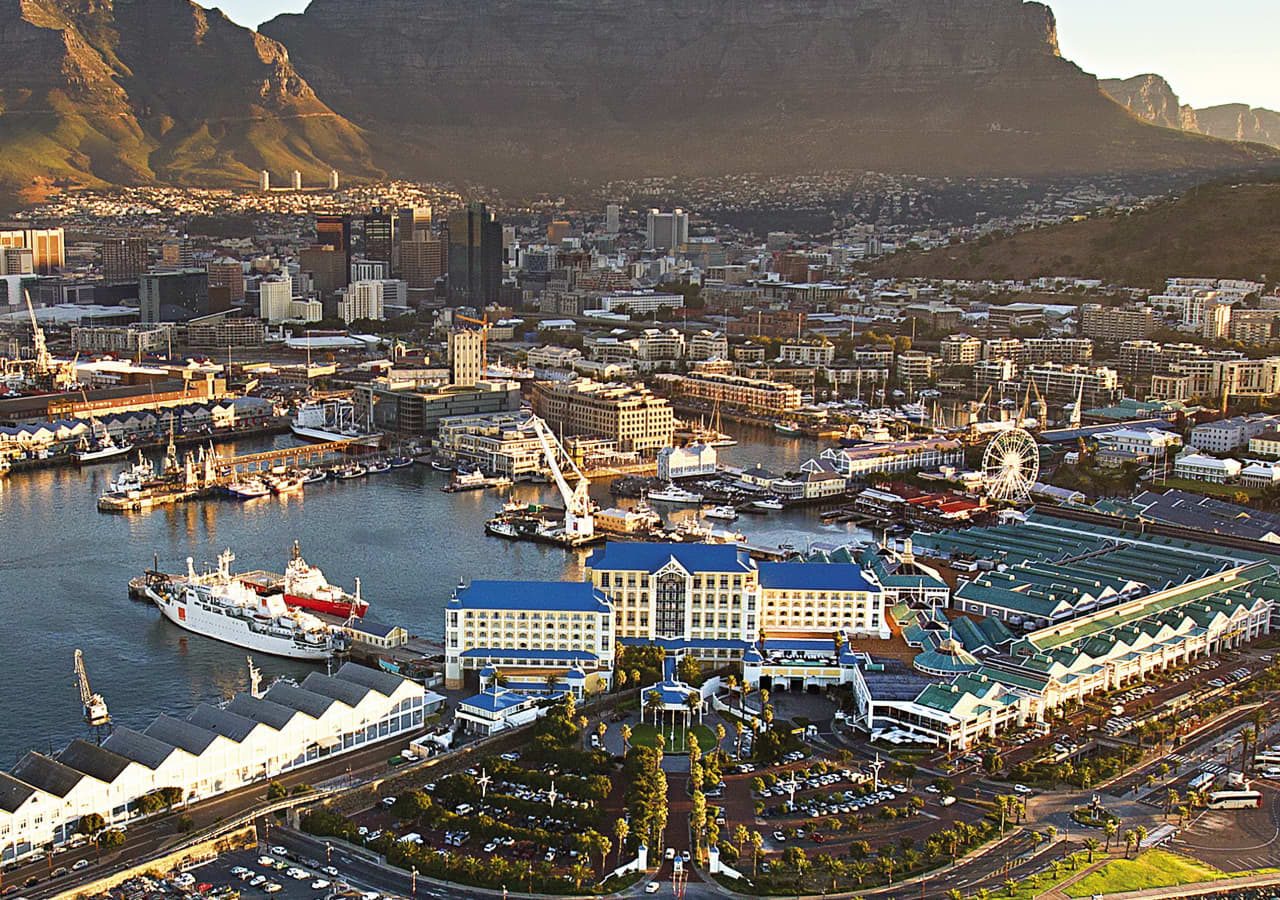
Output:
[[22, 288, 77, 391], [454, 313, 493, 369], [73, 649, 111, 739], [529, 415, 594, 540]]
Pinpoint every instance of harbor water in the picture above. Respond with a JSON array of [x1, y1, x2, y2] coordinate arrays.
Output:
[[0, 427, 867, 765]]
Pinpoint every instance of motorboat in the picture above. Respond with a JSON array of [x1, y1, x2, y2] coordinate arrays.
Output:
[[389, 455, 414, 468], [224, 478, 271, 500], [752, 497, 785, 511], [334, 464, 367, 480], [366, 459, 393, 475], [647, 484, 705, 505], [704, 505, 740, 522], [301, 468, 328, 484]]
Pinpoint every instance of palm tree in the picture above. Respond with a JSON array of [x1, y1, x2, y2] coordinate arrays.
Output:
[[733, 824, 749, 858], [1165, 788, 1180, 820], [620, 723, 632, 751], [1123, 829, 1137, 860], [613, 818, 629, 865], [645, 690, 663, 728], [750, 831, 764, 876], [974, 889, 992, 900], [875, 854, 895, 885], [685, 691, 702, 733], [1103, 819, 1118, 851], [1003, 878, 1018, 896], [568, 861, 592, 890], [735, 720, 745, 758], [848, 860, 871, 886], [946, 888, 964, 900], [1083, 837, 1100, 863]]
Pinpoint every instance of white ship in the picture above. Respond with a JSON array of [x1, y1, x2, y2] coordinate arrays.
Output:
[[73, 419, 133, 465], [647, 484, 705, 505], [291, 399, 382, 445], [145, 550, 349, 661], [704, 505, 739, 521]]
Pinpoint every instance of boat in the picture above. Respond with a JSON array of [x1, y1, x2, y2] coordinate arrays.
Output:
[[334, 464, 367, 480], [267, 474, 304, 495], [704, 505, 740, 522], [389, 455, 414, 469], [485, 519, 520, 539], [443, 469, 487, 492], [774, 422, 802, 436], [240, 541, 370, 619], [224, 478, 271, 500], [752, 497, 785, 511], [108, 454, 156, 493], [290, 398, 382, 445], [0, 457, 9, 476], [144, 550, 349, 661], [73, 419, 133, 465], [366, 459, 393, 475], [647, 484, 705, 504], [301, 468, 328, 484], [429, 458, 453, 472]]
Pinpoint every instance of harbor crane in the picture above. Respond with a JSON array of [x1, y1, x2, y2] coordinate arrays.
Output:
[[73, 649, 111, 740], [528, 414, 595, 540]]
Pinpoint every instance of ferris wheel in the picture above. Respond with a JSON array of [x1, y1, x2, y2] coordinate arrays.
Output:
[[983, 428, 1039, 504]]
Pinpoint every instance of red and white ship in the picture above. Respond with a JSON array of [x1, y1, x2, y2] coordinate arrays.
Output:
[[239, 542, 370, 619]]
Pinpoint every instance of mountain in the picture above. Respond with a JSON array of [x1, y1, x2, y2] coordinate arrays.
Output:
[[1099, 75, 1199, 132], [259, 0, 1275, 190], [1101, 75, 1280, 150], [873, 178, 1280, 288], [1196, 105, 1280, 148], [0, 0, 381, 203]]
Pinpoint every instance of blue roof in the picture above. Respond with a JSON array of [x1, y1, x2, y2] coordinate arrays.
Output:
[[759, 562, 875, 592], [763, 638, 841, 652], [587, 542, 755, 574], [460, 688, 534, 713], [450, 581, 610, 613], [460, 648, 599, 661], [351, 620, 400, 637], [619, 637, 752, 651]]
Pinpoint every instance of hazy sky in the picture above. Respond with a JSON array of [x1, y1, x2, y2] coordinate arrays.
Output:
[[216, 0, 1280, 110]]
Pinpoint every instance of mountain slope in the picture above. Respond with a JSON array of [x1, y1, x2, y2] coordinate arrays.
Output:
[[0, 0, 382, 202], [261, 0, 1276, 190], [1099, 75, 1199, 132], [873, 178, 1280, 288], [1196, 105, 1280, 148]]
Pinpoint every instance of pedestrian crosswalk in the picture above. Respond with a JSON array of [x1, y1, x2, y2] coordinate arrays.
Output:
[[1167, 753, 1190, 766], [1200, 762, 1228, 775]]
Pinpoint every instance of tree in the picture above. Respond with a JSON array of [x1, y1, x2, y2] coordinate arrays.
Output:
[[685, 691, 702, 732], [645, 690, 664, 727], [98, 829, 125, 850], [750, 831, 764, 876], [615, 669, 628, 689], [735, 720, 746, 758], [876, 854, 896, 885], [1104, 819, 1118, 851], [1165, 788, 1180, 820], [620, 724, 632, 751], [1084, 837, 1101, 863], [677, 654, 702, 686], [613, 818, 629, 865], [77, 813, 106, 838], [848, 860, 871, 886], [1004, 878, 1018, 896], [783, 846, 811, 888], [568, 861, 592, 891], [266, 780, 289, 801], [945, 889, 963, 900]]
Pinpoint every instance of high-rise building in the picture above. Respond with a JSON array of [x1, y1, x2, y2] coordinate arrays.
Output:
[[605, 204, 620, 234], [139, 269, 210, 323], [259, 170, 271, 192], [645, 209, 688, 251], [547, 220, 572, 244], [300, 244, 348, 299], [0, 247, 34, 276], [161, 239, 194, 268], [363, 207, 395, 263], [397, 207, 431, 243], [100, 237, 148, 281], [447, 203, 502, 307], [0, 228, 64, 274], [338, 280, 385, 324], [400, 237, 445, 290], [314, 214, 353, 284], [328, 169, 339, 191], [449, 329, 484, 387], [206, 257, 245, 303], [291, 170, 303, 191], [258, 276, 294, 323]]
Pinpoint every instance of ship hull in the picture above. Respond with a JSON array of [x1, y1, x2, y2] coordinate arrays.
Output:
[[74, 445, 133, 465], [290, 424, 382, 446], [147, 587, 334, 660], [241, 579, 368, 619]]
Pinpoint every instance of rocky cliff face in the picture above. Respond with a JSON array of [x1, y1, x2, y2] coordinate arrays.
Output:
[[0, 0, 380, 199], [1100, 74, 1199, 132], [1196, 105, 1280, 148], [261, 0, 1271, 188]]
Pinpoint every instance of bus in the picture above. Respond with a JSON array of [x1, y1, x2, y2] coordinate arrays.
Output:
[[1188, 771, 1215, 791], [1207, 790, 1263, 810]]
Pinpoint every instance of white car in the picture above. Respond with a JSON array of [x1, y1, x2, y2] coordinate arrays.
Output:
[[1013, 784, 1033, 794], [72, 859, 91, 872], [645, 883, 661, 894], [263, 883, 283, 894], [665, 847, 676, 860]]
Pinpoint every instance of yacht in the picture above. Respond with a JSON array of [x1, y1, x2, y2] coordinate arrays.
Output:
[[704, 505, 740, 522], [752, 497, 785, 511], [334, 464, 368, 480], [224, 478, 271, 500], [647, 484, 705, 505]]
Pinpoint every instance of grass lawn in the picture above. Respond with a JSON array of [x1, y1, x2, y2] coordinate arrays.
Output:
[[1151, 477, 1259, 500], [1064, 850, 1243, 898], [629, 722, 718, 754]]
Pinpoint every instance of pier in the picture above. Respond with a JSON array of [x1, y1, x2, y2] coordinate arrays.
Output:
[[212, 439, 376, 477]]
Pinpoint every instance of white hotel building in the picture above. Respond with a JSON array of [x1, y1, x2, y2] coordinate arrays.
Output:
[[0, 664, 427, 863]]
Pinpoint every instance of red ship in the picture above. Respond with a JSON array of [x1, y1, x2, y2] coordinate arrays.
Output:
[[240, 542, 369, 619]]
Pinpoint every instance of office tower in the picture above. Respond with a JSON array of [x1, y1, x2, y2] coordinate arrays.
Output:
[[1, 247, 35, 276], [351, 260, 391, 283], [291, 170, 303, 191], [338, 280, 385, 324], [314, 214, 353, 284], [449, 329, 484, 387], [363, 207, 395, 263], [547, 220, 571, 244], [399, 237, 445, 290], [0, 228, 65, 274], [328, 170, 340, 191], [101, 237, 148, 281], [139, 269, 209, 323], [206, 257, 245, 303], [447, 202, 502, 307], [645, 209, 688, 251], [161, 239, 194, 268], [300, 244, 348, 298], [606, 204, 620, 234], [259, 170, 271, 192], [258, 276, 294, 323], [397, 206, 432, 243]]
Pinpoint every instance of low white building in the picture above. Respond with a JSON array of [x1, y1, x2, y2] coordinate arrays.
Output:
[[1096, 428, 1182, 461], [657, 443, 717, 480], [1173, 452, 1241, 484]]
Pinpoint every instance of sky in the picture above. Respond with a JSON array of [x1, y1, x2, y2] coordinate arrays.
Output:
[[216, 0, 1280, 111]]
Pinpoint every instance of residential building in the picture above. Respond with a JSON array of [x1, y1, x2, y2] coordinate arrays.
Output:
[[100, 237, 149, 281], [982, 338, 1023, 364], [1021, 338, 1093, 366], [1190, 414, 1280, 453], [530, 379, 674, 456], [688, 330, 728, 361], [1248, 431, 1280, 459], [780, 340, 836, 366], [1173, 453, 1242, 483], [205, 258, 245, 304], [435, 413, 548, 477], [939, 335, 981, 368], [595, 291, 684, 315], [1079, 304, 1157, 342], [656, 371, 802, 414], [338, 280, 385, 324], [894, 351, 934, 392], [1024, 363, 1120, 408], [258, 276, 294, 324]]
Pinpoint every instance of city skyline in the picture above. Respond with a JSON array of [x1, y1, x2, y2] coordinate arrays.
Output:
[[217, 0, 1280, 110]]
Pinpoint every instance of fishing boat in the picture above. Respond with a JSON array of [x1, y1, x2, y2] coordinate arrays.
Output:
[[429, 458, 453, 472], [267, 474, 304, 495], [334, 464, 367, 480], [389, 455, 414, 468], [774, 421, 802, 436], [224, 478, 271, 500], [366, 459, 393, 475], [301, 468, 328, 484], [73, 418, 133, 464]]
